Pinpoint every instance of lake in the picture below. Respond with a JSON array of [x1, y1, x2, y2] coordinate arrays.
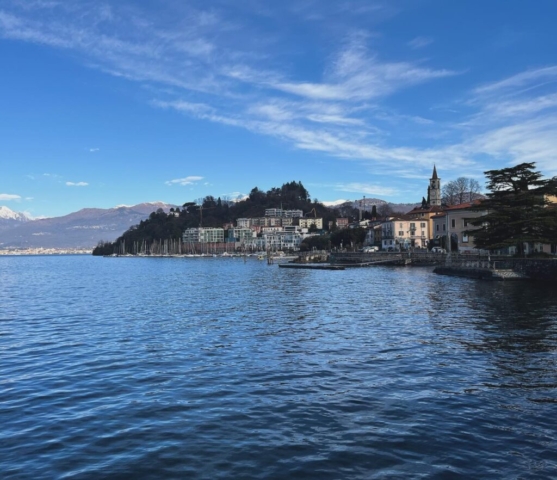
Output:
[[1, 255, 556, 479]]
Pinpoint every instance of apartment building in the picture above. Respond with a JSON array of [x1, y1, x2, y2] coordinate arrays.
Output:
[[264, 208, 304, 218], [228, 228, 254, 243], [183, 227, 225, 243]]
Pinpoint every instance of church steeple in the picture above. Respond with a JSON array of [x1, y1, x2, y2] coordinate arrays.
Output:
[[427, 165, 441, 207]]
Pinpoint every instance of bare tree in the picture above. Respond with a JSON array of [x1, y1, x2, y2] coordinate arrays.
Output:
[[377, 203, 394, 217], [442, 177, 482, 205], [468, 179, 481, 201]]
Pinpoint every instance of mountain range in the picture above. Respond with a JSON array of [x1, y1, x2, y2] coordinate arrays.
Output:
[[0, 203, 175, 250], [0, 199, 419, 250]]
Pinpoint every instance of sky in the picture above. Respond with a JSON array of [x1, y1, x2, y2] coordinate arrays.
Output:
[[1, 0, 557, 218]]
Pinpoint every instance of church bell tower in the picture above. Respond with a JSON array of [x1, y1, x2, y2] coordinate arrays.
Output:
[[427, 165, 441, 207]]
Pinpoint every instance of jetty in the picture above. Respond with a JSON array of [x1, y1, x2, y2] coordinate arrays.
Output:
[[278, 264, 345, 270]]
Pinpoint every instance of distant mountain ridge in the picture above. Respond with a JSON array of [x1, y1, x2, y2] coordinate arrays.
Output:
[[0, 197, 421, 250], [0, 202, 175, 249]]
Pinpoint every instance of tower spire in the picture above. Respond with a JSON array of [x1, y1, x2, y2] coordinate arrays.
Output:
[[427, 165, 441, 207]]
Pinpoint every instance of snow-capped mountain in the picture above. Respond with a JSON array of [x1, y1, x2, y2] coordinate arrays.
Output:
[[0, 202, 175, 249], [0, 206, 31, 223], [0, 207, 31, 233]]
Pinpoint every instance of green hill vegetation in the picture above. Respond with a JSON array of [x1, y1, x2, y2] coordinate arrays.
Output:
[[92, 181, 359, 255]]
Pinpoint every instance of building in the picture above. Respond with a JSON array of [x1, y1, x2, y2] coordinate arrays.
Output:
[[407, 205, 444, 241], [336, 218, 349, 229], [264, 208, 304, 218], [228, 228, 254, 243], [432, 201, 487, 253], [365, 224, 383, 247], [381, 217, 429, 250], [298, 218, 323, 229], [236, 218, 251, 228], [255, 231, 303, 251], [183, 227, 225, 243]]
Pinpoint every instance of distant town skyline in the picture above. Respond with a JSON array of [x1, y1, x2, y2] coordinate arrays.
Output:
[[1, 0, 557, 218]]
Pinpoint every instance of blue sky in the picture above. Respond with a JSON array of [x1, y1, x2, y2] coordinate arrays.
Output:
[[1, 0, 557, 218]]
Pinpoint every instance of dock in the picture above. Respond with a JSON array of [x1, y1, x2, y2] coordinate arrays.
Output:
[[278, 264, 345, 270]]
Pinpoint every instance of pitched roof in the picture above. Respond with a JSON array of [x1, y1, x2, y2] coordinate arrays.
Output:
[[432, 164, 438, 179], [443, 199, 484, 211], [406, 205, 444, 215]]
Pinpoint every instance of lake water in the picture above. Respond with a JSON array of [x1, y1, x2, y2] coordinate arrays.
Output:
[[1, 255, 556, 479]]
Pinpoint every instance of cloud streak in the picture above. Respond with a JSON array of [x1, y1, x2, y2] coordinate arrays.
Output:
[[0, 193, 22, 201], [165, 176, 204, 186], [407, 36, 433, 49], [66, 181, 88, 187]]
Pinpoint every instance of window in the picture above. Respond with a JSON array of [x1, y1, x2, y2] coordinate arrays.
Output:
[[410, 223, 416, 228], [421, 223, 426, 228], [399, 231, 404, 236], [436, 224, 439, 232], [451, 219, 456, 228], [443, 224, 446, 231], [462, 234, 469, 243], [463, 219, 469, 227]]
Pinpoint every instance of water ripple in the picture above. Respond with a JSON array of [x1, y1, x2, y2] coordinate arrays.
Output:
[[1, 256, 557, 479]]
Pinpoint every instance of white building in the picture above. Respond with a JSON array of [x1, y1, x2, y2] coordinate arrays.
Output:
[[265, 208, 304, 218], [255, 231, 304, 251], [183, 227, 225, 243], [228, 228, 254, 243]]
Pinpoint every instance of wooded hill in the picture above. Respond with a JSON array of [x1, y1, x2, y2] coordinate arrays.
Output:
[[92, 181, 356, 255]]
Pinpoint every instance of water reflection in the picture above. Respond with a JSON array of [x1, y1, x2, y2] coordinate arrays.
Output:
[[1, 257, 557, 479]]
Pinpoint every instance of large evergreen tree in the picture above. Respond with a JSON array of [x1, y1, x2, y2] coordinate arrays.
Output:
[[466, 162, 557, 254]]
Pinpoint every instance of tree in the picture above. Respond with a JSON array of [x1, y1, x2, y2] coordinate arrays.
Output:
[[466, 162, 557, 255], [300, 234, 330, 251], [330, 227, 367, 249], [442, 177, 482, 205], [377, 203, 393, 218]]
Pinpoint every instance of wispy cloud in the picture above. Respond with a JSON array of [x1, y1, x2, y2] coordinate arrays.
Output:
[[165, 176, 204, 186], [89, 147, 100, 152], [66, 181, 88, 187], [0, 193, 22, 201], [473, 66, 557, 96], [407, 36, 433, 49], [0, 2, 460, 182], [2, 0, 556, 185], [269, 39, 455, 101]]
